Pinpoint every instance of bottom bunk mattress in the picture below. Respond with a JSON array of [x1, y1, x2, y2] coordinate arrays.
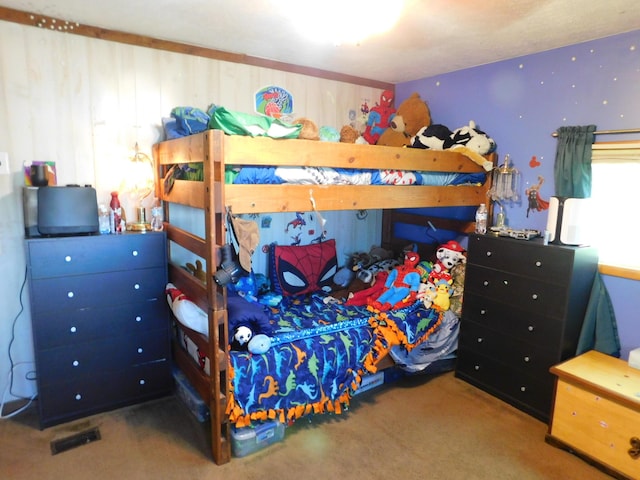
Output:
[[171, 290, 448, 428]]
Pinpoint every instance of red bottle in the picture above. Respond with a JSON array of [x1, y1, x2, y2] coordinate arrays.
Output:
[[110, 191, 122, 233]]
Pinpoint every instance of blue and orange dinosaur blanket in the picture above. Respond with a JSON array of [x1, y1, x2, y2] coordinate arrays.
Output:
[[227, 293, 443, 427]]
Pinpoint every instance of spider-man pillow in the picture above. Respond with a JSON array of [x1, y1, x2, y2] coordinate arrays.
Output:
[[270, 240, 338, 296]]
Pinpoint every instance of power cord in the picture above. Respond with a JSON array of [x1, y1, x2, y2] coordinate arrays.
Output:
[[0, 265, 37, 420]]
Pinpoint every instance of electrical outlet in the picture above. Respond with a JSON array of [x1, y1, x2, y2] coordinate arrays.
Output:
[[0, 152, 9, 175]]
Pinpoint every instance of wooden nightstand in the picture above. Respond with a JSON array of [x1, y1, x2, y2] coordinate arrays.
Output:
[[547, 350, 640, 480]]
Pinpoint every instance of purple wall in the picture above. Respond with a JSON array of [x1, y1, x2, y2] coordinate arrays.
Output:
[[397, 30, 640, 359]]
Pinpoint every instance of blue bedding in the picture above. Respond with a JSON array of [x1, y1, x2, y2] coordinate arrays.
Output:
[[227, 293, 443, 427], [230, 165, 485, 186]]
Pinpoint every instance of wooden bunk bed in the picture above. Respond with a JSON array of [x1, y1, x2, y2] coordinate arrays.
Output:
[[153, 128, 497, 464]]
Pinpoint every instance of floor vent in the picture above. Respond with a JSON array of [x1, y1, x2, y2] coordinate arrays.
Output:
[[50, 427, 101, 455]]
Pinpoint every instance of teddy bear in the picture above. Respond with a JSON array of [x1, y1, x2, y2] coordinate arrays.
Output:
[[294, 117, 320, 141], [361, 89, 396, 145], [376, 92, 432, 147], [339, 124, 360, 143]]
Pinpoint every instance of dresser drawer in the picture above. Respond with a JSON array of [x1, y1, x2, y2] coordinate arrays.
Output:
[[456, 350, 554, 420], [36, 329, 170, 386], [464, 265, 567, 317], [38, 360, 171, 428], [467, 235, 577, 284], [27, 232, 166, 279], [29, 267, 165, 316], [462, 292, 566, 345], [458, 319, 558, 378], [32, 300, 167, 350]]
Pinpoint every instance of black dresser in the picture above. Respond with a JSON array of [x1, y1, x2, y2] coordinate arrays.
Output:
[[26, 232, 171, 428], [455, 234, 598, 422]]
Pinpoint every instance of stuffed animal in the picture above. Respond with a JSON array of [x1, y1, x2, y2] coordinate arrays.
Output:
[[361, 90, 396, 145], [294, 117, 320, 141], [432, 279, 454, 311], [185, 259, 206, 283], [449, 121, 496, 171], [427, 240, 466, 285], [410, 124, 455, 150], [319, 125, 340, 142], [231, 325, 253, 351], [339, 124, 360, 143], [376, 92, 432, 147], [417, 281, 437, 309], [370, 251, 422, 311], [166, 283, 209, 336]]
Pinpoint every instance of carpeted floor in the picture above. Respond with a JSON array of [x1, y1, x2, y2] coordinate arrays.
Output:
[[0, 371, 611, 480]]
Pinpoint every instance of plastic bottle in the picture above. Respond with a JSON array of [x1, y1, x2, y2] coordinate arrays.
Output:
[[475, 203, 488, 234], [98, 204, 111, 234], [110, 191, 123, 233], [151, 198, 163, 232]]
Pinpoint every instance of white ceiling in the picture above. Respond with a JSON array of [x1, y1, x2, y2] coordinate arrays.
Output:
[[3, 0, 640, 84]]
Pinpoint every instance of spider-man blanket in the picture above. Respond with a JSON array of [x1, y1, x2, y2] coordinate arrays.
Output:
[[226, 293, 443, 427]]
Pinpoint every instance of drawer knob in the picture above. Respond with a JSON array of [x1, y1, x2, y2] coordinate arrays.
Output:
[[70, 326, 77, 333], [474, 365, 480, 370], [535, 261, 542, 267], [629, 437, 640, 459], [137, 348, 143, 354], [503, 280, 509, 286], [132, 250, 139, 257], [139, 379, 146, 385], [528, 325, 534, 332], [523, 356, 530, 362], [67, 291, 74, 298], [134, 284, 140, 290], [72, 360, 79, 367], [135, 316, 142, 322], [532, 293, 538, 300], [480, 309, 487, 315], [520, 386, 526, 392], [65, 255, 72, 262], [477, 337, 483, 343], [483, 281, 489, 287], [485, 251, 492, 257], [75, 393, 82, 401]]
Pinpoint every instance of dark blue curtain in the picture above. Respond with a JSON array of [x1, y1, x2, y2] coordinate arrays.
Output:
[[553, 125, 596, 198], [554, 125, 621, 357]]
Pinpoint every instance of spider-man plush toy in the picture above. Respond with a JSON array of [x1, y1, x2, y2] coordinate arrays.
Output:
[[371, 251, 421, 311], [361, 90, 396, 145]]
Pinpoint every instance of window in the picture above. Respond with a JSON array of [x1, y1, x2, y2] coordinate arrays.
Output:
[[590, 141, 640, 272]]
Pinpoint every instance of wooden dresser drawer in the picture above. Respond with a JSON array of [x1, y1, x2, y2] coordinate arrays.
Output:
[[459, 320, 558, 378], [547, 351, 640, 479], [462, 292, 564, 345], [36, 329, 169, 385], [456, 349, 554, 420], [38, 361, 171, 428], [464, 265, 567, 316], [466, 234, 575, 284], [29, 267, 165, 316], [32, 300, 167, 349], [27, 232, 166, 279]]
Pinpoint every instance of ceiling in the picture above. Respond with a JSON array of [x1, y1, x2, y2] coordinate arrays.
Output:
[[3, 0, 640, 84]]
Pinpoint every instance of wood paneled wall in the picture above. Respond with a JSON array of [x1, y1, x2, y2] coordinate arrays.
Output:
[[0, 18, 386, 401]]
